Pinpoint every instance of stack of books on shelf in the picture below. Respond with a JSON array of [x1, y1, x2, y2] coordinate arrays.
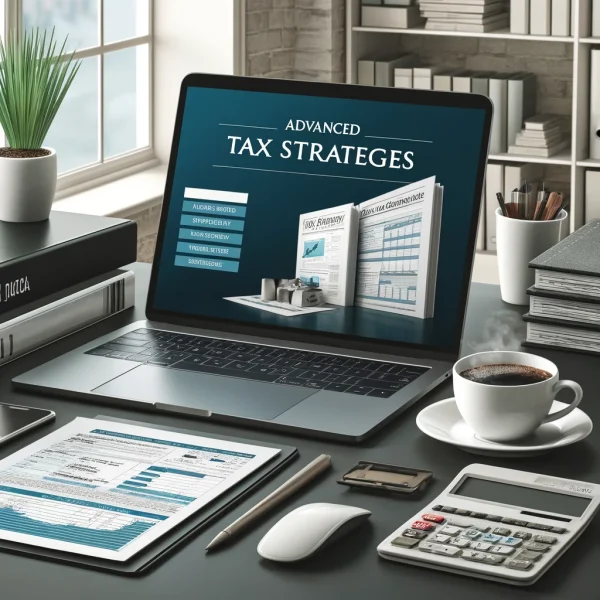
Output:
[[360, 0, 424, 29], [508, 114, 569, 158], [524, 220, 600, 355], [0, 211, 137, 366], [418, 0, 510, 32]]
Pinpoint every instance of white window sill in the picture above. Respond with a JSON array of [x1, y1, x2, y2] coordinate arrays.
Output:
[[53, 165, 167, 218]]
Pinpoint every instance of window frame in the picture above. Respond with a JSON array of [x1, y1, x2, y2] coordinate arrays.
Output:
[[4, 0, 155, 193]]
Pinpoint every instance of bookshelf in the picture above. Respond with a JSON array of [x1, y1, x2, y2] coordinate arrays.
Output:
[[345, 0, 599, 259]]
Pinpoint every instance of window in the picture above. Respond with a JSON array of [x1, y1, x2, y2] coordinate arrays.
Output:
[[4, 0, 153, 189]]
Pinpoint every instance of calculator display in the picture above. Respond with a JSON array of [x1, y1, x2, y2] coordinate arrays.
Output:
[[454, 477, 591, 518]]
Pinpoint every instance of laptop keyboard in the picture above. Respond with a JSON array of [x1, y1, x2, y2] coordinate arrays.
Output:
[[85, 328, 430, 398]]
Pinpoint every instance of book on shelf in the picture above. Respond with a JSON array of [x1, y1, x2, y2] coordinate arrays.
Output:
[[488, 73, 509, 153], [471, 72, 490, 95], [376, 54, 416, 86], [530, 0, 551, 36], [519, 126, 562, 139], [590, 50, 600, 160], [594, 0, 600, 37], [361, 5, 424, 28], [524, 114, 561, 131], [421, 11, 508, 23], [413, 65, 445, 89], [530, 220, 600, 299], [424, 16, 509, 32], [0, 269, 135, 367], [551, 0, 571, 37], [419, 1, 507, 15], [514, 133, 563, 148], [0, 211, 137, 318], [508, 139, 568, 156], [433, 69, 461, 91], [453, 71, 473, 92], [510, 0, 530, 34]]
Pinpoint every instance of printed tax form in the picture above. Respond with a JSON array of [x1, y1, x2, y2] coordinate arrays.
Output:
[[0, 417, 280, 561]]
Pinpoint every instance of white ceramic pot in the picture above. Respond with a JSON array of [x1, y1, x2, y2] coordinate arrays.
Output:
[[496, 207, 567, 305], [0, 147, 57, 222]]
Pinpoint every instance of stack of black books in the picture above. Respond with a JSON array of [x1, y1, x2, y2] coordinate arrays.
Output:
[[523, 220, 600, 355], [0, 211, 137, 365]]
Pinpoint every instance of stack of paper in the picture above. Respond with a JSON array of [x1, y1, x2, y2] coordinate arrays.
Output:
[[418, 0, 510, 32], [508, 114, 569, 157]]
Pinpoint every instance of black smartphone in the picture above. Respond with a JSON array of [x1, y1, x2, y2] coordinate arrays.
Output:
[[0, 403, 55, 444]]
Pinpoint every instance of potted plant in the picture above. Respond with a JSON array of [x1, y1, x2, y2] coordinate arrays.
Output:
[[0, 28, 80, 222]]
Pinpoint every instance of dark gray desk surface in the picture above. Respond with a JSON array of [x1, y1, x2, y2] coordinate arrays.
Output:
[[2, 263, 598, 599]]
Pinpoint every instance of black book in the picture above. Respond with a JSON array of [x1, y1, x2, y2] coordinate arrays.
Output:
[[529, 220, 600, 299], [0, 211, 137, 316]]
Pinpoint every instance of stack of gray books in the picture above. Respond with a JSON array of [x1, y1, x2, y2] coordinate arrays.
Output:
[[418, 0, 510, 32], [361, 0, 424, 29], [508, 115, 569, 158]]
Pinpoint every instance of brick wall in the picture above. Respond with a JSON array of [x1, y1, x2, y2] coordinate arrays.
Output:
[[246, 0, 345, 82]]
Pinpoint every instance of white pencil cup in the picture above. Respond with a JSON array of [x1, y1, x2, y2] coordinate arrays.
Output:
[[496, 208, 567, 305]]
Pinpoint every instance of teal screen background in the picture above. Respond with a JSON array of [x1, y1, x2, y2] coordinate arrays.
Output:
[[153, 86, 487, 350]]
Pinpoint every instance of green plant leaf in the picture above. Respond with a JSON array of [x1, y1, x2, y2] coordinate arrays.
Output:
[[0, 27, 81, 149]]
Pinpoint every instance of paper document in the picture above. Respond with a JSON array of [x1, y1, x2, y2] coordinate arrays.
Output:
[[355, 176, 442, 319], [225, 295, 336, 317], [0, 417, 280, 561], [296, 203, 359, 306]]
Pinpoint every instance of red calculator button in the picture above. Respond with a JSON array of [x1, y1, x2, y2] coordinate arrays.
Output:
[[412, 521, 435, 531], [422, 514, 446, 524]]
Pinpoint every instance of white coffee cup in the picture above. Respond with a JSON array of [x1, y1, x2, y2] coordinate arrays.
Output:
[[453, 351, 583, 442]]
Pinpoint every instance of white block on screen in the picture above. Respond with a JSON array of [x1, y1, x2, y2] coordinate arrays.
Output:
[[184, 188, 249, 204]]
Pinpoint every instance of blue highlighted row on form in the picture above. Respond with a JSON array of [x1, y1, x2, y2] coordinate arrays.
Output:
[[180, 214, 245, 232], [174, 255, 240, 273], [183, 200, 246, 218], [178, 228, 243, 245], [176, 241, 241, 259]]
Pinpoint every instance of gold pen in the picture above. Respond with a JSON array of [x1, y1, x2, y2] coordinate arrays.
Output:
[[205, 454, 332, 552]]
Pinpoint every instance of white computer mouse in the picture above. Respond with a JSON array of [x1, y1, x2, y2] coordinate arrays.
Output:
[[257, 502, 371, 562]]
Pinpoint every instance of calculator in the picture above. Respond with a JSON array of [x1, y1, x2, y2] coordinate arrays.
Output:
[[377, 464, 600, 585]]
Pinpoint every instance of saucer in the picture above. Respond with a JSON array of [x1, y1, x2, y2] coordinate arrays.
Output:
[[416, 398, 593, 457]]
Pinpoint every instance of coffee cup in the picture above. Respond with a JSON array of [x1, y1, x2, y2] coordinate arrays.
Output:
[[453, 351, 583, 442]]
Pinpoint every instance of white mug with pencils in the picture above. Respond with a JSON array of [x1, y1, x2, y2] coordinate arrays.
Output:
[[496, 183, 568, 305]]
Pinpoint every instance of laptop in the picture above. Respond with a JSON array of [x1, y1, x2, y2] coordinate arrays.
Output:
[[13, 74, 492, 442]]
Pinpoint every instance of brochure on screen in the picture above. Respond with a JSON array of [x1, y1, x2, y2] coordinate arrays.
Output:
[[0, 418, 280, 561], [222, 176, 443, 320]]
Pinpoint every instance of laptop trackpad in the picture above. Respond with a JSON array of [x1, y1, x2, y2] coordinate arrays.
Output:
[[92, 365, 314, 421]]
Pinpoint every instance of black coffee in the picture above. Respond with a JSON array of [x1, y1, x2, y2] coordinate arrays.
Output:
[[460, 363, 552, 386]]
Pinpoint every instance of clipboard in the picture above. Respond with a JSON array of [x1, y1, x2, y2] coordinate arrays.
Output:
[[0, 415, 299, 575]]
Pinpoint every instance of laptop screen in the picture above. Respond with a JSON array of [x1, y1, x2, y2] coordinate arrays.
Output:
[[150, 77, 489, 355]]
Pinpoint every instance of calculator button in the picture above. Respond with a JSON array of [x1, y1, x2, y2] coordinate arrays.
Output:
[[431, 534, 451, 544], [486, 514, 503, 522], [448, 519, 473, 528], [412, 521, 435, 531], [533, 535, 557, 545], [441, 506, 457, 513], [419, 542, 462, 557], [506, 558, 534, 571], [454, 509, 471, 516], [513, 531, 532, 540], [391, 536, 419, 549], [501, 517, 528, 527], [482, 554, 505, 565], [448, 538, 471, 548], [403, 529, 428, 540], [488, 545, 515, 556], [461, 550, 485, 563], [469, 541, 491, 551], [517, 550, 543, 562], [440, 526, 461, 537], [498, 536, 523, 547], [471, 525, 490, 533], [527, 522, 553, 531], [432, 505, 444, 511], [470, 512, 488, 520], [523, 541, 550, 552], [422, 514, 446, 524], [480, 533, 502, 543], [492, 528, 512, 536], [550, 527, 567, 534], [462, 529, 482, 540]]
